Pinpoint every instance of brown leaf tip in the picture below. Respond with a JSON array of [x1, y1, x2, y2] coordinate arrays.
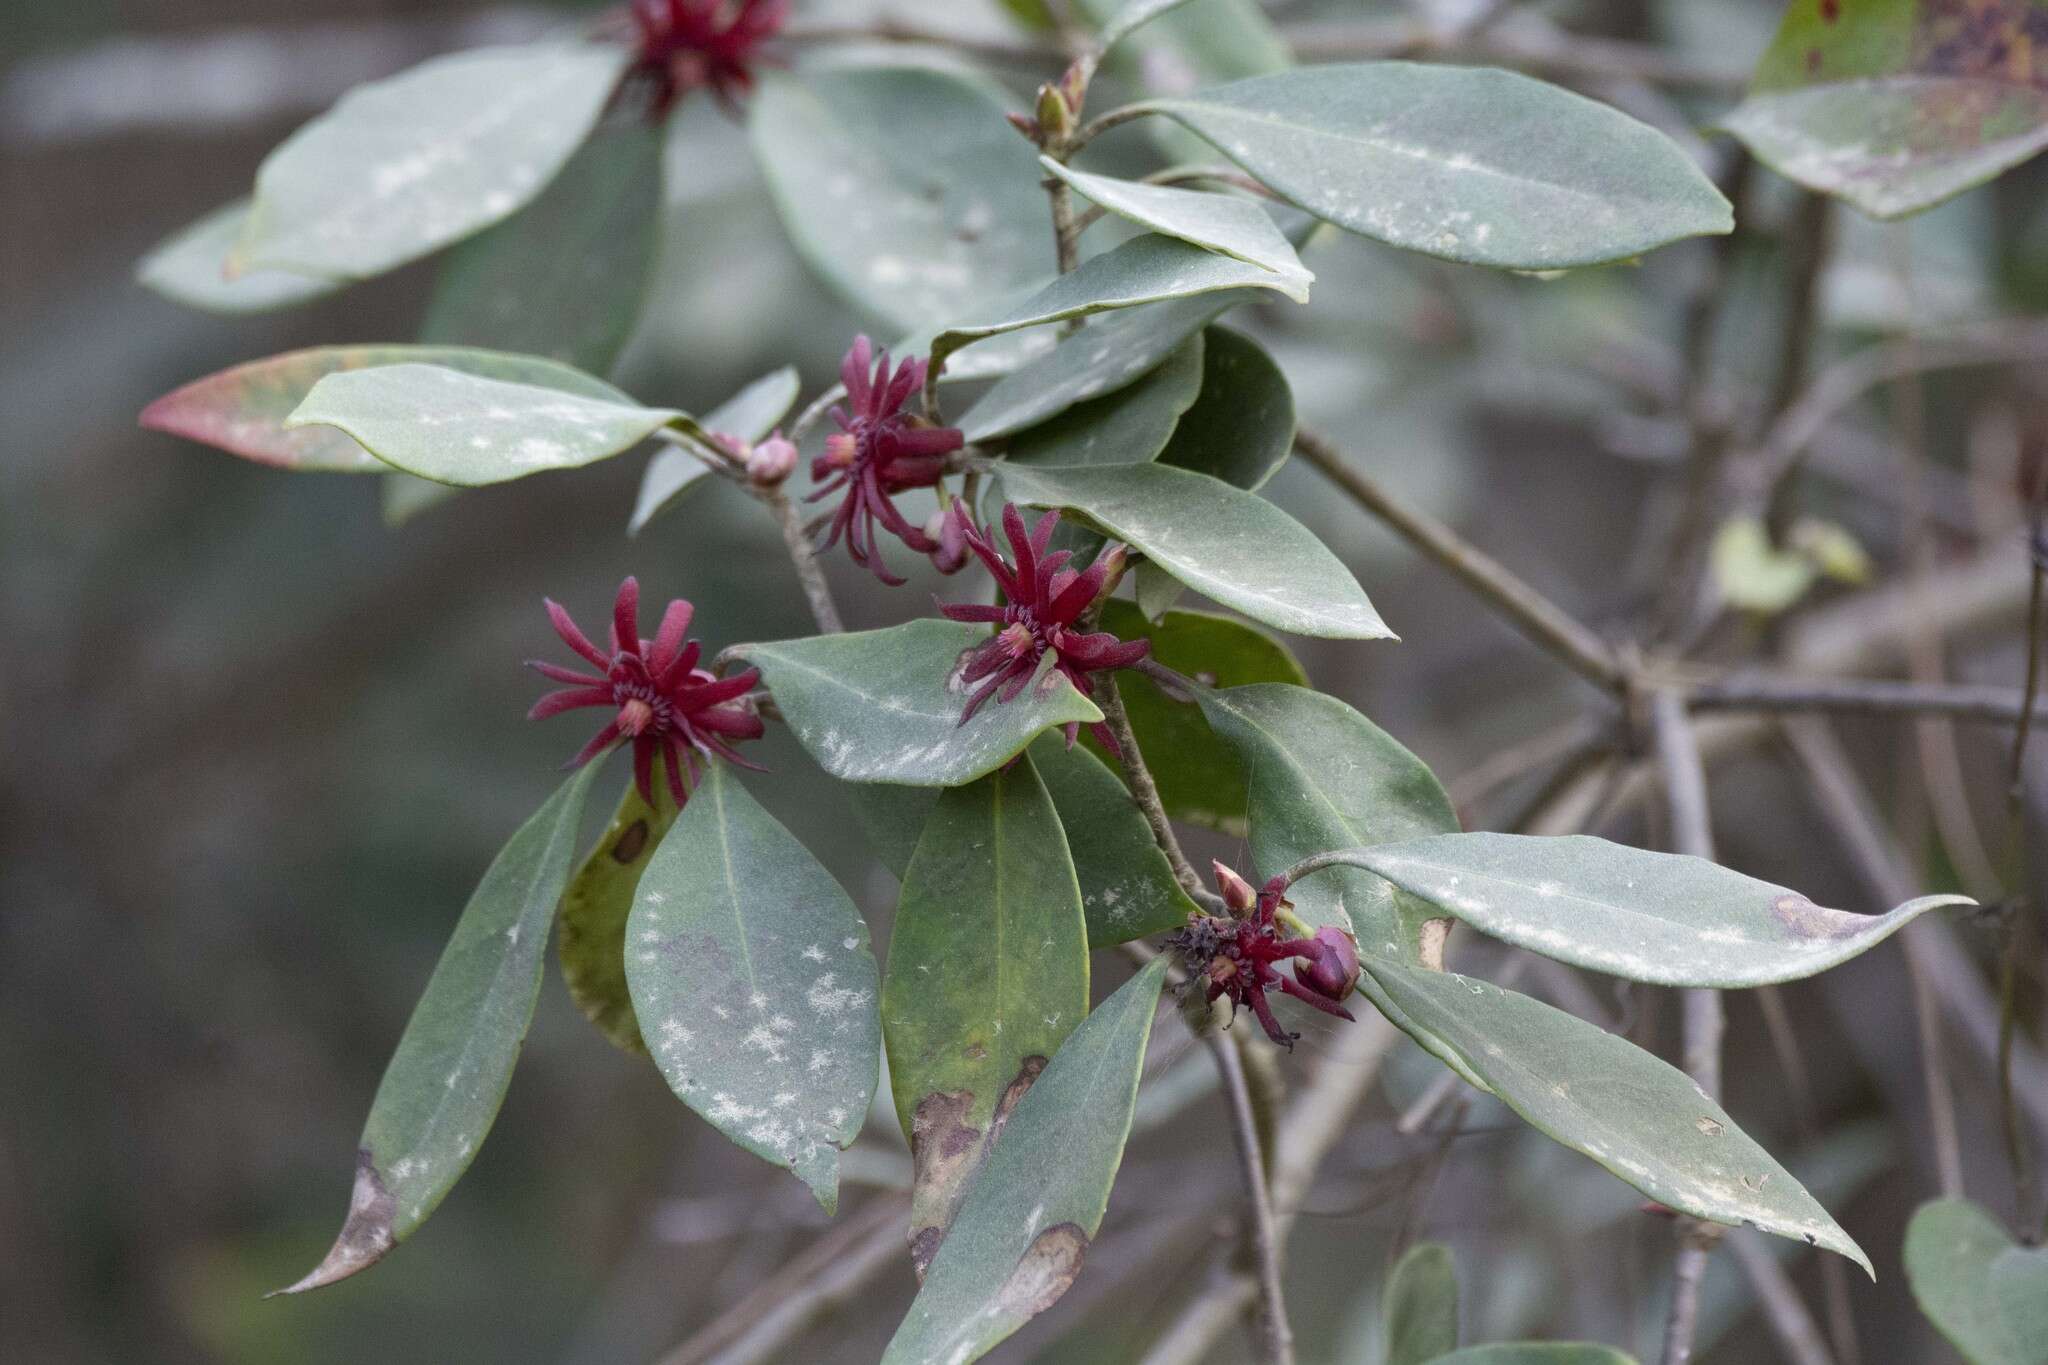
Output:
[[268, 1148, 398, 1297], [996, 1223, 1088, 1319]]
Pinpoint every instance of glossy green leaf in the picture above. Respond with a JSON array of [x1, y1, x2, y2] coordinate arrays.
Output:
[[1195, 683, 1458, 960], [277, 763, 602, 1293], [933, 233, 1306, 376], [1363, 955, 1872, 1275], [1029, 734, 1199, 947], [884, 757, 1091, 1275], [287, 364, 680, 486], [420, 118, 663, 375], [1385, 1242, 1459, 1365], [1905, 1197, 2048, 1365], [1321, 832, 1973, 987], [625, 763, 879, 1212], [1084, 0, 1292, 169], [1425, 1348, 1638, 1365], [1132, 559, 1186, 621], [733, 620, 1103, 787], [631, 367, 801, 535], [958, 290, 1256, 442], [558, 777, 679, 1055], [1131, 63, 1733, 269], [1043, 160, 1312, 300], [882, 955, 1170, 1364], [137, 199, 345, 314], [749, 66, 1050, 331], [236, 43, 628, 278], [995, 461, 1392, 639], [140, 345, 631, 473], [1158, 325, 1294, 490], [1722, 0, 2048, 219], [1095, 0, 1201, 54], [1007, 333, 1205, 468], [852, 782, 940, 882], [1084, 603, 1307, 832]]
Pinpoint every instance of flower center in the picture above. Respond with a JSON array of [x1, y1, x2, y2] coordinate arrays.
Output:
[[996, 621, 1037, 659]]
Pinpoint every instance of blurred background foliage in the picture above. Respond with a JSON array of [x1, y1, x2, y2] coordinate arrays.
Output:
[[2, 0, 2042, 1361]]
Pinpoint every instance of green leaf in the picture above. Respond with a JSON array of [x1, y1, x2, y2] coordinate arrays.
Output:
[[236, 43, 629, 278], [1722, 0, 2048, 219], [1194, 683, 1458, 961], [1385, 1242, 1459, 1365], [1423, 1348, 1639, 1365], [137, 199, 345, 314], [1042, 160, 1312, 300], [1130, 63, 1733, 269], [140, 345, 632, 473], [882, 955, 1170, 1364], [852, 782, 940, 882], [1321, 832, 1972, 987], [1158, 325, 1295, 490], [734, 620, 1104, 787], [1084, 603, 1307, 833], [1029, 734, 1199, 947], [632, 367, 801, 535], [749, 66, 1051, 331], [1095, 0, 1201, 55], [625, 763, 880, 1212], [933, 233, 1306, 375], [884, 756, 1091, 1275], [1362, 954, 1873, 1275], [420, 118, 664, 376], [1905, 1197, 2048, 1365], [995, 461, 1392, 639], [277, 763, 602, 1294], [958, 291, 1256, 442], [381, 474, 460, 527], [1084, 0, 1292, 169], [1007, 333, 1206, 468], [286, 364, 681, 486], [1132, 559, 1186, 621], [558, 777, 679, 1055]]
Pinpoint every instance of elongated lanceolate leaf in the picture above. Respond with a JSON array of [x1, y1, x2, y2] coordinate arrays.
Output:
[[882, 955, 1170, 1364], [996, 461, 1391, 639], [1321, 832, 1972, 987], [1029, 735, 1199, 946], [1384, 1242, 1459, 1365], [237, 43, 629, 278], [1905, 1197, 2048, 1365], [287, 364, 682, 485], [1042, 160, 1312, 300], [1132, 63, 1732, 268], [626, 763, 880, 1211], [141, 346, 633, 472], [558, 777, 679, 1055], [138, 199, 345, 314], [1363, 955, 1872, 1275], [277, 762, 602, 1294], [1006, 333, 1205, 468], [1722, 1, 2048, 219], [732, 620, 1103, 787], [632, 367, 801, 535], [1159, 325, 1294, 490]]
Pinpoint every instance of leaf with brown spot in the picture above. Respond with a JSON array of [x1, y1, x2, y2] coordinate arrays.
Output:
[[882, 956, 1170, 1365], [557, 777, 680, 1055], [278, 762, 601, 1293], [883, 756, 1089, 1276]]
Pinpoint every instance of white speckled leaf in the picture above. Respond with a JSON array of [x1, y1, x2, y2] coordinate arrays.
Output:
[[1134, 63, 1733, 268], [732, 620, 1104, 787], [750, 66, 1050, 331], [138, 199, 345, 314], [1193, 683, 1455, 958], [1363, 955, 1872, 1276], [1905, 1197, 2048, 1365], [1325, 832, 1973, 987], [1158, 324, 1294, 490], [236, 43, 628, 278], [994, 461, 1392, 639], [1007, 334, 1205, 468], [277, 763, 602, 1294], [631, 367, 800, 535], [933, 233, 1305, 376], [1029, 735, 1199, 947], [1042, 160, 1312, 300], [287, 364, 681, 486], [882, 955, 1170, 1365], [626, 762, 879, 1212]]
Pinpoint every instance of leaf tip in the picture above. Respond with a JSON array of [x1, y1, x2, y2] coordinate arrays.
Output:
[[268, 1149, 399, 1297]]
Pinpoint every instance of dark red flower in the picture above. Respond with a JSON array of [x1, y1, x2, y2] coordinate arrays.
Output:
[[938, 502, 1147, 751], [808, 337, 963, 586], [628, 0, 787, 113], [529, 577, 764, 806], [1168, 863, 1360, 1049]]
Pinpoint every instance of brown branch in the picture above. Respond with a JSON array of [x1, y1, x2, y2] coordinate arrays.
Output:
[[1207, 1034, 1295, 1365], [758, 484, 845, 635], [1726, 1230, 1839, 1365], [1688, 675, 2048, 726]]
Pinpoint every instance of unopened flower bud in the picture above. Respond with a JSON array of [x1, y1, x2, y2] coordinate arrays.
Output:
[[1006, 111, 1043, 145], [1089, 543, 1129, 605], [1057, 58, 1089, 119], [1296, 926, 1361, 1002], [925, 506, 968, 574], [1212, 860, 1258, 916], [1035, 82, 1074, 143], [746, 430, 797, 486]]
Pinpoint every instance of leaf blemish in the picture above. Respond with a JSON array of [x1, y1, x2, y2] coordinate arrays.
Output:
[[611, 818, 649, 864], [995, 1222, 1088, 1318], [273, 1147, 398, 1295]]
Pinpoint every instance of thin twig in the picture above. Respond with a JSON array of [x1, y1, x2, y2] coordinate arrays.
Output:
[[1208, 1034, 1295, 1365], [1100, 679, 1213, 905], [1688, 674, 2048, 726], [1293, 426, 1627, 694], [757, 485, 845, 635], [2000, 472, 2046, 1232], [1725, 1230, 1839, 1365]]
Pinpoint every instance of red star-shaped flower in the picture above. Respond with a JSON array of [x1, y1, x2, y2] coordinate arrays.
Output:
[[628, 0, 787, 114], [1168, 863, 1361, 1049], [529, 577, 764, 806], [808, 336, 964, 585], [938, 501, 1147, 752]]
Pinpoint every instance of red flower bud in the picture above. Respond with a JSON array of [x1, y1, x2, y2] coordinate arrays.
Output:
[[1212, 860, 1259, 916], [925, 506, 968, 574], [744, 430, 796, 485], [1296, 926, 1361, 1002]]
